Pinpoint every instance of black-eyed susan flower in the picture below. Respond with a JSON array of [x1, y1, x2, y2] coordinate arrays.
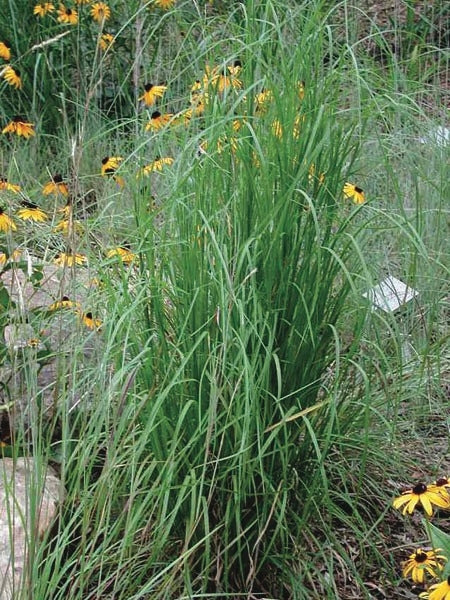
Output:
[[308, 164, 325, 185], [297, 80, 305, 101], [0, 42, 11, 61], [271, 119, 283, 138], [80, 311, 102, 330], [435, 477, 450, 489], [48, 295, 79, 311], [33, 2, 55, 16], [0, 177, 20, 193], [27, 338, 41, 348], [99, 32, 114, 51], [402, 548, 447, 584], [57, 5, 78, 24], [145, 111, 173, 131], [101, 155, 122, 175], [255, 88, 272, 114], [58, 199, 72, 217], [43, 174, 69, 196], [205, 62, 242, 93], [0, 207, 17, 232], [53, 218, 82, 234], [0, 252, 7, 266], [2, 65, 22, 89], [107, 246, 136, 265], [9, 248, 22, 261], [419, 576, 450, 600], [74, 0, 91, 4], [54, 252, 86, 267], [153, 0, 176, 9], [2, 116, 35, 138], [392, 482, 450, 516], [138, 83, 167, 107], [17, 201, 48, 222], [140, 157, 173, 175], [343, 182, 365, 204], [91, 2, 110, 22], [293, 114, 304, 139]]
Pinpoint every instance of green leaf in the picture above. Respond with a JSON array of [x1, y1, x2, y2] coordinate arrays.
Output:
[[427, 520, 450, 577], [0, 284, 12, 310]]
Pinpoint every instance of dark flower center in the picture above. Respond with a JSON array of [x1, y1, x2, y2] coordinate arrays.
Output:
[[62, 296, 70, 301], [101, 156, 110, 164], [355, 186, 363, 193], [151, 111, 161, 119], [412, 483, 427, 495], [85, 312, 93, 319], [13, 116, 26, 123], [21, 201, 37, 209], [53, 174, 63, 183], [66, 9, 73, 15], [415, 550, 427, 563], [144, 83, 154, 91], [435, 477, 448, 487]]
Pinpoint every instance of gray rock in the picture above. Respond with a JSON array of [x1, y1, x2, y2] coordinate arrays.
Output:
[[0, 458, 65, 600]]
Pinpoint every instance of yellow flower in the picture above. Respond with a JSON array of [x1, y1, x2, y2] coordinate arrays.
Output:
[[293, 114, 304, 139], [58, 200, 72, 217], [392, 482, 450, 516], [138, 83, 167, 107], [0, 177, 21, 193], [0, 252, 6, 266], [17, 201, 48, 222], [421, 576, 450, 600], [53, 218, 82, 234], [145, 110, 173, 131], [0, 208, 17, 232], [271, 119, 283, 138], [54, 252, 86, 267], [297, 80, 305, 101], [101, 155, 122, 175], [2, 117, 35, 138], [43, 174, 69, 196], [255, 88, 272, 114], [107, 246, 136, 265], [48, 295, 79, 311], [343, 182, 365, 204], [99, 33, 114, 51], [0, 42, 11, 61], [308, 164, 325, 185], [2, 65, 22, 89], [140, 157, 173, 175], [402, 548, 447, 584], [74, 0, 92, 4], [57, 5, 78, 24], [80, 311, 102, 330], [27, 338, 41, 348], [203, 63, 242, 93], [91, 2, 110, 22], [153, 0, 175, 8], [33, 2, 55, 16]]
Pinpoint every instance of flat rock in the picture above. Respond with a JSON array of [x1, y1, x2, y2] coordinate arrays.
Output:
[[0, 458, 65, 600]]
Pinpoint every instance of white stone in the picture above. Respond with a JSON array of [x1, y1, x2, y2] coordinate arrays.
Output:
[[363, 276, 419, 313], [0, 458, 65, 600]]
